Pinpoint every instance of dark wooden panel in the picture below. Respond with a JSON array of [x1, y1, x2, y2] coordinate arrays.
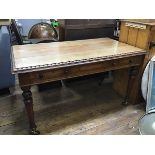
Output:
[[58, 19, 116, 41], [64, 27, 115, 41], [65, 19, 115, 29]]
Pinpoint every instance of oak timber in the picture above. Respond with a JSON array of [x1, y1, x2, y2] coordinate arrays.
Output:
[[11, 37, 146, 134], [12, 38, 145, 73]]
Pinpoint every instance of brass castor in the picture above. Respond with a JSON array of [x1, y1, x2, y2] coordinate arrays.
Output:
[[122, 100, 128, 105], [29, 128, 40, 135]]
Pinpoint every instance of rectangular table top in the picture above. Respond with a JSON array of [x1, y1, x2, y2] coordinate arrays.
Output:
[[11, 38, 146, 73]]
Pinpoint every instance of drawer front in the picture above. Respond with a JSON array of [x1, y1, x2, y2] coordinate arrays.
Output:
[[18, 55, 144, 86]]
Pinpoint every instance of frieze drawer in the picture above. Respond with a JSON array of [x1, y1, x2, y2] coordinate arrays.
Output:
[[18, 55, 144, 86]]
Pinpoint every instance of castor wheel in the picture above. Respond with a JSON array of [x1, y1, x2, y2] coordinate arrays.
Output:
[[122, 100, 128, 105], [98, 78, 105, 86], [29, 128, 40, 135]]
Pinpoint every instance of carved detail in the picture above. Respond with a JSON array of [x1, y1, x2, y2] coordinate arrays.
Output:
[[22, 90, 32, 104], [13, 51, 146, 74], [21, 86, 40, 135], [30, 128, 40, 135]]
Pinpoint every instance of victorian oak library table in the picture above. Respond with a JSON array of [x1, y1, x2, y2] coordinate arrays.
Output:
[[11, 38, 146, 134]]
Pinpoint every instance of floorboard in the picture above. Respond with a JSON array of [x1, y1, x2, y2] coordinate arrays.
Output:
[[0, 77, 145, 135]]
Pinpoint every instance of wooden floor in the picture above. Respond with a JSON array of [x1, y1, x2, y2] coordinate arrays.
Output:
[[0, 76, 145, 135]]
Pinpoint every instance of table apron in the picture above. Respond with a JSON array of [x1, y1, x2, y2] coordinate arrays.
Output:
[[18, 55, 145, 87]]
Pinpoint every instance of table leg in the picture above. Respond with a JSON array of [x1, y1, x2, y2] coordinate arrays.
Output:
[[122, 66, 138, 105], [21, 86, 40, 135]]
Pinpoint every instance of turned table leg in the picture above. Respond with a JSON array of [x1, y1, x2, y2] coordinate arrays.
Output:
[[21, 86, 40, 135], [122, 66, 138, 105]]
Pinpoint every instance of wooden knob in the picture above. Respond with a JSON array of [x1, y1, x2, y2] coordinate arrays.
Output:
[[64, 69, 69, 74], [129, 60, 132, 64], [112, 62, 117, 66], [38, 74, 43, 79]]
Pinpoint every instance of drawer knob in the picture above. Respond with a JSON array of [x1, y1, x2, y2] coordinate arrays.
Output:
[[112, 62, 117, 66], [38, 74, 44, 79], [64, 69, 69, 74], [129, 60, 132, 64]]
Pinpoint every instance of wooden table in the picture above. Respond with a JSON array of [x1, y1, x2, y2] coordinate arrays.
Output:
[[11, 38, 146, 134]]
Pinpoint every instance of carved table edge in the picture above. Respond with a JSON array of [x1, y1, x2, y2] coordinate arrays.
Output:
[[11, 50, 146, 74]]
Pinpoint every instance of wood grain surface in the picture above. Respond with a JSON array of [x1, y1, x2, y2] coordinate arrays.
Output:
[[12, 38, 145, 73], [18, 55, 144, 87], [0, 77, 145, 135]]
